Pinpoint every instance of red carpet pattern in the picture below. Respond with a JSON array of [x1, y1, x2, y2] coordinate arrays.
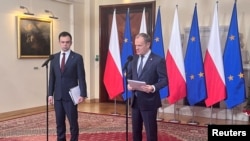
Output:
[[0, 112, 207, 141]]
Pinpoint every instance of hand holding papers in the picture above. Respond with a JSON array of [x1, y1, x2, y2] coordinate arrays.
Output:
[[127, 79, 146, 91], [69, 85, 81, 105]]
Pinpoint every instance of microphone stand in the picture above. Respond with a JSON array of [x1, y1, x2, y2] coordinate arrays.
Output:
[[124, 69, 129, 141], [46, 64, 49, 141], [41, 55, 54, 141], [122, 55, 133, 141], [42, 61, 51, 141]]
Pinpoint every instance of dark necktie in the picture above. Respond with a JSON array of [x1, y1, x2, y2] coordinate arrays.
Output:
[[61, 53, 65, 72], [138, 55, 144, 76]]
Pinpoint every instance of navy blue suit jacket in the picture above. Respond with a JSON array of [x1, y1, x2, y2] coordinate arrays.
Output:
[[48, 51, 87, 101], [127, 52, 168, 110]]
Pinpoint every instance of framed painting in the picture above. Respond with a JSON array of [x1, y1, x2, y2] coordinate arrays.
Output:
[[17, 16, 53, 58]]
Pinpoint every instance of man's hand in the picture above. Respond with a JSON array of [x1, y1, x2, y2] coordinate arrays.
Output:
[[78, 96, 86, 104], [48, 96, 53, 105], [141, 85, 154, 93], [127, 84, 134, 91]]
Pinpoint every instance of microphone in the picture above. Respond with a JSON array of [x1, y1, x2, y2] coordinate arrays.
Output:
[[41, 55, 54, 67], [122, 55, 133, 71]]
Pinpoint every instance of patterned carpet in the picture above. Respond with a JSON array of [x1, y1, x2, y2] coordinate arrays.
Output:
[[0, 111, 207, 141]]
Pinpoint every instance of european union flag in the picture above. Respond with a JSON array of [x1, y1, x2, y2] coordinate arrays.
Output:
[[223, 2, 246, 109], [184, 4, 207, 106], [121, 9, 134, 100], [151, 7, 168, 99]]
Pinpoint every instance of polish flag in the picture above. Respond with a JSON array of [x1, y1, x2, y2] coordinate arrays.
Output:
[[103, 10, 124, 99], [204, 3, 226, 107], [139, 7, 147, 33], [166, 7, 186, 104]]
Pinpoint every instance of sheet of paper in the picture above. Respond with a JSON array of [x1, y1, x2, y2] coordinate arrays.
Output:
[[69, 85, 81, 105], [127, 79, 146, 91]]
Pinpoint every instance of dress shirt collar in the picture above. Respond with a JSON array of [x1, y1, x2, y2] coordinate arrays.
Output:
[[142, 50, 151, 61], [61, 50, 71, 56]]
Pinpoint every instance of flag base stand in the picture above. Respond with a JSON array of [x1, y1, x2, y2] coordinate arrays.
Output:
[[187, 106, 199, 125], [187, 120, 199, 125], [169, 105, 180, 123], [124, 98, 131, 117], [156, 118, 164, 121], [156, 108, 164, 121], [205, 106, 214, 125], [110, 98, 120, 116], [111, 112, 120, 115], [169, 119, 181, 123]]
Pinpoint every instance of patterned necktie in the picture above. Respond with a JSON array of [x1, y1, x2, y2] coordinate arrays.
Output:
[[137, 55, 144, 76], [61, 53, 65, 72]]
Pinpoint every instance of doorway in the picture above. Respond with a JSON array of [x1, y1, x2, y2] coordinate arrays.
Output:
[[99, 2, 155, 103]]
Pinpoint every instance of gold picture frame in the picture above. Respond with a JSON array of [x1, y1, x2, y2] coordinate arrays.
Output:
[[17, 16, 53, 59]]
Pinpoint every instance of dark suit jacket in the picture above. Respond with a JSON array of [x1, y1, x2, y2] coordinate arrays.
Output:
[[48, 51, 87, 101], [127, 52, 168, 110]]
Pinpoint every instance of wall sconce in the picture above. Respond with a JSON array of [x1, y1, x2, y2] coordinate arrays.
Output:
[[20, 6, 34, 15], [45, 10, 59, 19]]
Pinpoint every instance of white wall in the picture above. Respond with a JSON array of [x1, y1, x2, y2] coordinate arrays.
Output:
[[0, 0, 75, 113], [1, 0, 250, 117]]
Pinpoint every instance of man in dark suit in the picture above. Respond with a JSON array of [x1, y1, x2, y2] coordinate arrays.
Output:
[[127, 33, 168, 141], [48, 31, 87, 141]]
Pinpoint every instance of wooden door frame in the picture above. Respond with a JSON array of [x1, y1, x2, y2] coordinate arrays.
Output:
[[99, 2, 155, 103]]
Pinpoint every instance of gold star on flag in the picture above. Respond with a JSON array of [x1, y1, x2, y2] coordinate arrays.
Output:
[[198, 72, 204, 77], [124, 38, 128, 43], [228, 75, 233, 81], [191, 36, 195, 42], [155, 37, 160, 42], [190, 74, 194, 80], [229, 35, 235, 40], [238, 72, 244, 78]]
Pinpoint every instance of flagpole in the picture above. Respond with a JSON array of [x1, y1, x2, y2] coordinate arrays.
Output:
[[231, 108, 234, 124], [156, 108, 163, 121], [187, 106, 199, 125], [205, 106, 214, 125], [123, 91, 130, 118], [127, 98, 131, 117], [169, 103, 180, 123], [110, 98, 120, 115], [104, 9, 124, 108], [125, 82, 129, 141]]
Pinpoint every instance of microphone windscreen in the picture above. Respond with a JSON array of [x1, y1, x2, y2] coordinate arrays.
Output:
[[127, 55, 133, 61], [49, 54, 54, 60]]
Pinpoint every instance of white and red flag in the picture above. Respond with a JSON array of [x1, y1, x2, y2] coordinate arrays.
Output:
[[204, 3, 226, 107], [139, 7, 147, 34], [166, 7, 186, 104], [103, 9, 124, 99]]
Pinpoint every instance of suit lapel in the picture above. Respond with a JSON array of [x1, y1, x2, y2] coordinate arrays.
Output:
[[132, 56, 139, 79], [53, 53, 61, 72]]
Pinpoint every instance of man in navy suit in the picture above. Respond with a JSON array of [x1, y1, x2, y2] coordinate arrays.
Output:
[[127, 33, 168, 141], [48, 31, 87, 141]]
